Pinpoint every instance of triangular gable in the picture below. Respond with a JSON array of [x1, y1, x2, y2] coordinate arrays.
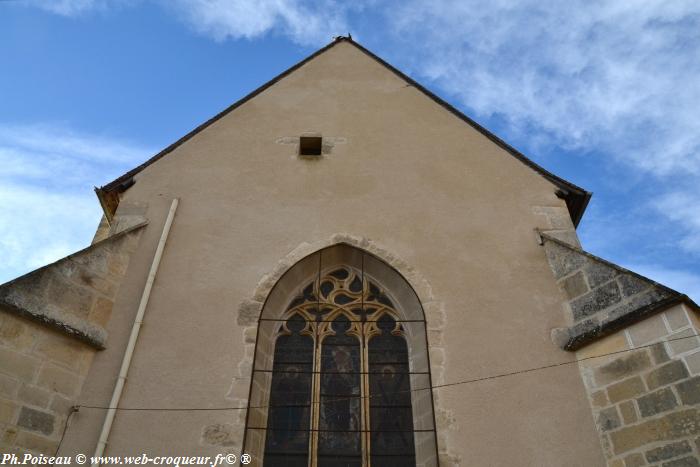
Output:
[[540, 232, 699, 350], [96, 37, 591, 226], [0, 222, 147, 348]]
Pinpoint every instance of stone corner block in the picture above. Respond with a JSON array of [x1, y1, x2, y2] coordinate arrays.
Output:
[[17, 406, 54, 436]]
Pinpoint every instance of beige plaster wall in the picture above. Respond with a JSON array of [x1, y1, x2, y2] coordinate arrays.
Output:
[[61, 42, 604, 465]]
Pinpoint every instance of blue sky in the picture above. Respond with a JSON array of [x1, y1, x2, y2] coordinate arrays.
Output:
[[1, 0, 698, 301]]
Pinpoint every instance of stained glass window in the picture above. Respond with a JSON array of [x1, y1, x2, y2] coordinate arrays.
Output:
[[368, 315, 415, 467], [256, 265, 433, 467], [318, 315, 362, 466], [263, 314, 313, 467]]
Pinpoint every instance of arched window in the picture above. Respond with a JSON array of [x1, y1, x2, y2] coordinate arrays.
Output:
[[244, 245, 438, 467]]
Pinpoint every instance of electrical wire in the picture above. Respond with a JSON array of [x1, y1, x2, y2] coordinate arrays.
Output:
[[53, 406, 78, 457], [74, 332, 699, 413]]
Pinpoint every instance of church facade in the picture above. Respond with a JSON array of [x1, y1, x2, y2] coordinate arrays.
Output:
[[1, 37, 699, 466]]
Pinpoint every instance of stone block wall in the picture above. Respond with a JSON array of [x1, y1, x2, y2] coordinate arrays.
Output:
[[0, 222, 146, 455], [539, 229, 700, 466], [577, 304, 700, 466], [540, 233, 684, 350], [0, 222, 145, 349], [0, 312, 92, 455]]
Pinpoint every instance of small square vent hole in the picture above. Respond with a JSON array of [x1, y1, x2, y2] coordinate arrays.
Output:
[[299, 136, 322, 156]]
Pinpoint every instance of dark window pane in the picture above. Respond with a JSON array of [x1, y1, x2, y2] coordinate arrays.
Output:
[[377, 294, 394, 308], [286, 296, 305, 310], [333, 293, 354, 305], [321, 281, 334, 298], [303, 283, 316, 301], [317, 455, 363, 467], [329, 268, 349, 280], [349, 276, 362, 293], [368, 317, 416, 467], [318, 316, 361, 467], [262, 454, 308, 467], [366, 456, 416, 467], [264, 315, 313, 466], [368, 365, 411, 407]]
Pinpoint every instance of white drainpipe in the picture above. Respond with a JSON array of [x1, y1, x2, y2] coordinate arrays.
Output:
[[92, 198, 179, 465]]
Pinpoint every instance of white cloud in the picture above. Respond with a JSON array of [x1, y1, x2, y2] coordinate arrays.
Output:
[[165, 0, 353, 45], [0, 183, 97, 274], [0, 124, 149, 164], [390, 0, 700, 176], [386, 0, 700, 279], [22, 0, 131, 16], [0, 123, 151, 283], [23, 0, 354, 46], [653, 189, 700, 255]]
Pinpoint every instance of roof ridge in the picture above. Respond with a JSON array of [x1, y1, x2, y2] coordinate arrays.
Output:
[[99, 36, 591, 225]]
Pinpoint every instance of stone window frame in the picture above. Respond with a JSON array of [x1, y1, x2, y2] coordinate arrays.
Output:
[[241, 244, 440, 467]]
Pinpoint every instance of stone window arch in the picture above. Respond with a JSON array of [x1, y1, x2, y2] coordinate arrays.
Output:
[[242, 244, 439, 467]]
